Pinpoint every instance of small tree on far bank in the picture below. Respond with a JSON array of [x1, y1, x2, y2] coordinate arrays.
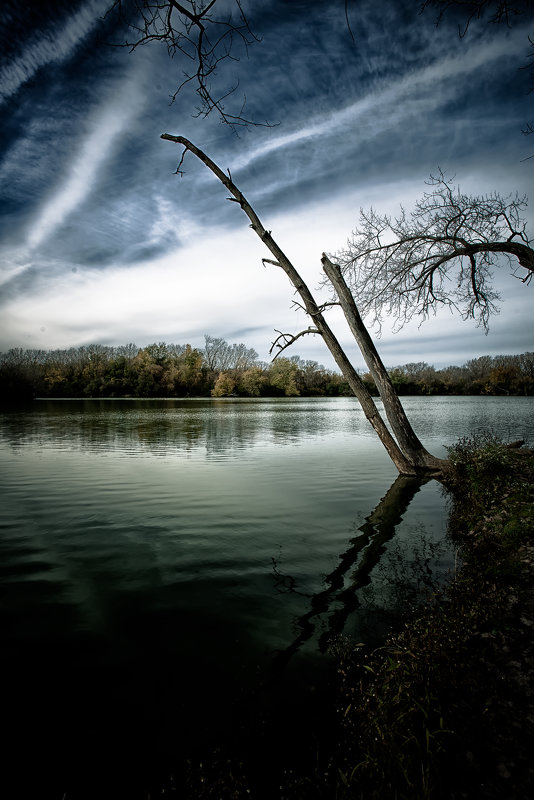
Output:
[[211, 371, 236, 397], [268, 358, 300, 397]]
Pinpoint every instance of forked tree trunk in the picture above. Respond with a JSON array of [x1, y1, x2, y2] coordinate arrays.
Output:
[[161, 133, 446, 476], [322, 254, 445, 472]]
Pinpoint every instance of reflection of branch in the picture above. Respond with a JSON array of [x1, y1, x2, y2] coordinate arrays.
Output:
[[271, 553, 311, 597], [270, 475, 429, 674], [269, 328, 320, 359]]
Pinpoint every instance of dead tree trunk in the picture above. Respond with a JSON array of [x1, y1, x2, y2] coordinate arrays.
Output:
[[322, 254, 445, 472], [161, 133, 446, 476]]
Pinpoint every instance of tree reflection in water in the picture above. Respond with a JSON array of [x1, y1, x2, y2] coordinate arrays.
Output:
[[270, 475, 446, 674]]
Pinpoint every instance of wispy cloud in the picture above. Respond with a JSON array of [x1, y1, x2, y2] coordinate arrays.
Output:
[[0, 0, 109, 104], [232, 25, 527, 175], [25, 74, 143, 253], [1, 1, 530, 366]]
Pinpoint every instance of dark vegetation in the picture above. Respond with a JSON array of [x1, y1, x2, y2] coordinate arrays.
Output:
[[1, 340, 533, 401], [0, 338, 345, 401], [317, 436, 534, 799]]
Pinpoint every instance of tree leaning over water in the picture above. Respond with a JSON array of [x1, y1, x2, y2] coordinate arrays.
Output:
[[162, 133, 447, 476], [161, 135, 534, 475]]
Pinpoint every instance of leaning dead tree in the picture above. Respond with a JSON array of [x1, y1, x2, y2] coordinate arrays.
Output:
[[334, 171, 533, 333], [161, 133, 446, 476], [107, 0, 270, 128]]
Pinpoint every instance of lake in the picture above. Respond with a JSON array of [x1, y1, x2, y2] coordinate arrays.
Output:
[[1, 395, 532, 797]]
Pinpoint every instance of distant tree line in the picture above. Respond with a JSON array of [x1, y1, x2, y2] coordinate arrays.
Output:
[[0, 338, 532, 401], [0, 336, 348, 400], [372, 353, 534, 397]]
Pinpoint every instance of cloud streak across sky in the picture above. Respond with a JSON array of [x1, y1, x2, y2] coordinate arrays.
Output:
[[0, 0, 532, 368], [27, 78, 142, 252], [0, 0, 110, 104], [232, 25, 528, 175]]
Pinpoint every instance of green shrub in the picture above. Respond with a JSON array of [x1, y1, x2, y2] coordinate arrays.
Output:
[[446, 432, 515, 476]]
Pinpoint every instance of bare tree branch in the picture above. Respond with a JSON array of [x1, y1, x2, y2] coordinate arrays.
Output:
[[421, 0, 534, 36], [332, 171, 533, 333], [107, 0, 276, 129], [269, 328, 320, 359], [421, 2, 534, 153]]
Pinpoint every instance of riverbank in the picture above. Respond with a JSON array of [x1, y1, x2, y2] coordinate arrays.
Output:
[[313, 436, 534, 799], [170, 437, 534, 799]]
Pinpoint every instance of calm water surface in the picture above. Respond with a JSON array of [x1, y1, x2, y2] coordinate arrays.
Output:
[[1, 396, 532, 796]]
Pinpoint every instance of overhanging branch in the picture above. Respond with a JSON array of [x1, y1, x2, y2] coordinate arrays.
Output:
[[270, 328, 320, 359], [107, 0, 274, 129]]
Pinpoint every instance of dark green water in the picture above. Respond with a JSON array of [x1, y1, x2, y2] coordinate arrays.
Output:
[[0, 396, 532, 797]]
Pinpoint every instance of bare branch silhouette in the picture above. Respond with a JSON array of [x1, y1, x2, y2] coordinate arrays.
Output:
[[332, 171, 533, 333], [269, 329, 320, 360], [107, 0, 275, 129]]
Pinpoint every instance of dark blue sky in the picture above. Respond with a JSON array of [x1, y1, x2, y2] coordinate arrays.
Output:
[[1, 0, 532, 367]]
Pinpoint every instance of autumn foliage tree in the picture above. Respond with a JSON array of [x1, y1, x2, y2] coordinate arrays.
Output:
[[0, 340, 351, 400]]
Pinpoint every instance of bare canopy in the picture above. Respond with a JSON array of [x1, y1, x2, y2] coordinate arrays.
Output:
[[107, 0, 268, 128], [333, 171, 533, 333]]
